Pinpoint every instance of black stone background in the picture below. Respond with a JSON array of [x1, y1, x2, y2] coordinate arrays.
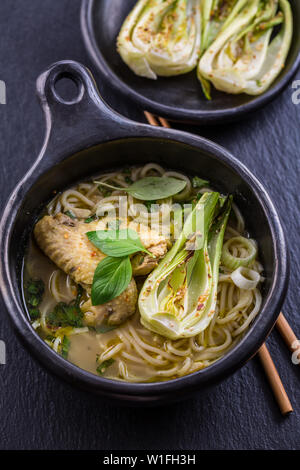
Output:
[[0, 0, 299, 450]]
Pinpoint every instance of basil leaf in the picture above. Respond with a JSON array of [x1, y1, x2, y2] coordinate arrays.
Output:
[[96, 358, 115, 375], [86, 228, 152, 258], [91, 256, 132, 305], [127, 177, 186, 200], [97, 177, 186, 201], [192, 176, 209, 189]]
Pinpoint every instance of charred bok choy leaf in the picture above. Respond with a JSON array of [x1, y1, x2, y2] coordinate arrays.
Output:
[[198, 0, 293, 95], [139, 193, 232, 339], [117, 0, 202, 79]]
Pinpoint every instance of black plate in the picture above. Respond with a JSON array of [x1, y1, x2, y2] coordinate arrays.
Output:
[[0, 61, 288, 404], [81, 0, 300, 124]]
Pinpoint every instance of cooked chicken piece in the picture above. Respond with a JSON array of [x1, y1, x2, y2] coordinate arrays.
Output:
[[34, 213, 104, 288], [35, 214, 169, 276], [34, 213, 169, 325], [34, 213, 137, 326], [82, 279, 137, 326]]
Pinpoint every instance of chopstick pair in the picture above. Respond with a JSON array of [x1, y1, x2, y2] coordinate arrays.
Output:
[[143, 110, 298, 416]]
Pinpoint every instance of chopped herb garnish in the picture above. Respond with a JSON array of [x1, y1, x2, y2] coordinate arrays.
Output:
[[47, 301, 84, 328], [84, 214, 97, 224], [28, 295, 40, 307], [27, 280, 44, 295], [61, 336, 71, 359], [65, 210, 76, 219], [96, 358, 115, 375], [25, 279, 44, 321], [28, 308, 40, 321], [98, 186, 112, 197], [192, 176, 209, 189], [145, 200, 155, 212]]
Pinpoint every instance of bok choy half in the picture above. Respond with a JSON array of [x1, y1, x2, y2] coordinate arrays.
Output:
[[198, 0, 293, 96], [117, 0, 202, 79], [117, 0, 293, 99], [139, 192, 232, 339]]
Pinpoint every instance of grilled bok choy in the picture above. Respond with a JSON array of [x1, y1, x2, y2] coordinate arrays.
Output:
[[117, 0, 202, 79], [139, 193, 232, 339], [198, 0, 293, 96]]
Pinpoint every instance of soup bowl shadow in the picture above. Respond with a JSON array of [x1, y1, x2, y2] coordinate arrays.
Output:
[[0, 60, 288, 405]]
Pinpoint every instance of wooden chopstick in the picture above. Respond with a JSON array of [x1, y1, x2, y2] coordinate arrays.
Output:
[[143, 111, 171, 129], [258, 344, 293, 415], [276, 312, 300, 358], [143, 110, 294, 415]]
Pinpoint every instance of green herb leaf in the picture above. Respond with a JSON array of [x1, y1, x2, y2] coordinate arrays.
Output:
[[26, 279, 44, 320], [28, 295, 40, 307], [96, 358, 115, 375], [27, 279, 44, 296], [97, 176, 187, 201], [145, 200, 155, 211], [65, 210, 76, 219], [84, 214, 97, 224], [61, 336, 71, 359], [192, 176, 209, 189], [91, 256, 132, 305], [75, 284, 84, 307], [86, 228, 153, 258], [28, 308, 40, 321]]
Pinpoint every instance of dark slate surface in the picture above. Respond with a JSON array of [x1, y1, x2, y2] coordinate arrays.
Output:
[[0, 0, 299, 451]]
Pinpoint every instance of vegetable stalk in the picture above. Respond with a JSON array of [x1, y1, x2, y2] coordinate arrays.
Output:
[[198, 0, 293, 95], [117, 0, 202, 79], [139, 193, 232, 339]]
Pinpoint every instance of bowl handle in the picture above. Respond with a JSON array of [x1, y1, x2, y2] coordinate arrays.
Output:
[[36, 60, 134, 168]]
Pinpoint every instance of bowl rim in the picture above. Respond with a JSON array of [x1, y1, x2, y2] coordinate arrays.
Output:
[[0, 130, 289, 400], [80, 0, 300, 124]]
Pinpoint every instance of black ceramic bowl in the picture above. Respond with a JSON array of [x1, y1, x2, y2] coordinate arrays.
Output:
[[0, 61, 288, 405], [81, 0, 300, 124]]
